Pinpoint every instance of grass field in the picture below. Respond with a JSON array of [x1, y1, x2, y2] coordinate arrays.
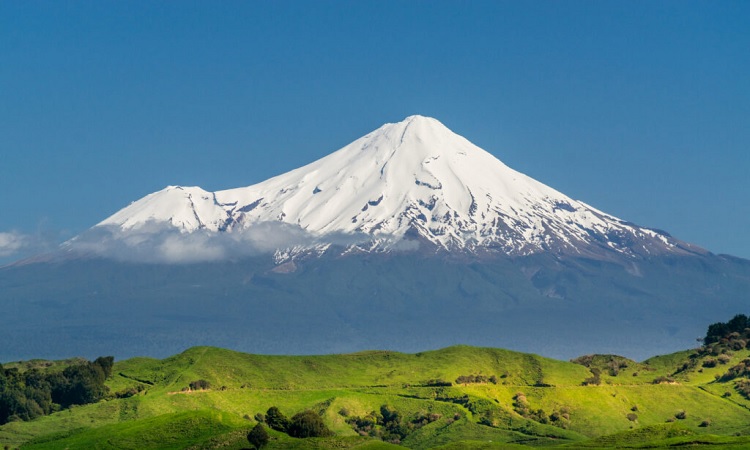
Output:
[[2, 345, 750, 449]]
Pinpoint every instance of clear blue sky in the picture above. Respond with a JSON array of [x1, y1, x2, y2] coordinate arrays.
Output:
[[1, 1, 748, 260]]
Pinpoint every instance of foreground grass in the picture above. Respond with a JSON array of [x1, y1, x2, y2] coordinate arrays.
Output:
[[2, 345, 750, 449]]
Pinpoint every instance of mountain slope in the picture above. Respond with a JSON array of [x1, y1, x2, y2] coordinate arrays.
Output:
[[2, 251, 749, 363], [96, 116, 702, 259]]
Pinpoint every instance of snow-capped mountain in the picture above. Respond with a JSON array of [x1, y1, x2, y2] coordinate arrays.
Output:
[[97, 115, 700, 258], [8, 116, 749, 362]]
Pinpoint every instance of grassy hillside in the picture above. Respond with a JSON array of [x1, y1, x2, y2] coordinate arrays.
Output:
[[2, 344, 750, 449]]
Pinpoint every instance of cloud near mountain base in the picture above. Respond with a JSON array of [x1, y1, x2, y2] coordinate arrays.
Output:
[[0, 230, 61, 264], [66, 222, 374, 263], [0, 231, 29, 257]]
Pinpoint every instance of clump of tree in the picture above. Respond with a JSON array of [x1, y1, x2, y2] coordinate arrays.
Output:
[[511, 392, 569, 428], [186, 379, 211, 391], [346, 404, 440, 444], [736, 380, 750, 399], [718, 359, 750, 382], [582, 368, 602, 386], [513, 392, 549, 423], [702, 358, 718, 368], [704, 314, 750, 345], [0, 356, 113, 425], [455, 374, 498, 385], [652, 376, 675, 384], [114, 383, 147, 398], [258, 406, 336, 440], [513, 392, 531, 417], [264, 406, 290, 432], [288, 410, 333, 438], [572, 354, 632, 377]]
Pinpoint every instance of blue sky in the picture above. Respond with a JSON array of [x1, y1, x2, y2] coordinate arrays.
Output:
[[1, 1, 748, 260]]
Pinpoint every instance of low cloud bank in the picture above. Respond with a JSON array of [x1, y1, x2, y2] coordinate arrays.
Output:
[[66, 222, 378, 264], [0, 231, 28, 257], [0, 230, 60, 263]]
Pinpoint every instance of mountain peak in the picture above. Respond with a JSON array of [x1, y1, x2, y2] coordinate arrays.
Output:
[[375, 115, 472, 158], [96, 116, 700, 259]]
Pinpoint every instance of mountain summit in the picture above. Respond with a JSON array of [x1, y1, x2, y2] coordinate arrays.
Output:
[[97, 116, 699, 259]]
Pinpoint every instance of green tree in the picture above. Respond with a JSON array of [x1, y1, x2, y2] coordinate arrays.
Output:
[[287, 410, 332, 438], [93, 356, 114, 379], [265, 406, 289, 432], [247, 423, 270, 449]]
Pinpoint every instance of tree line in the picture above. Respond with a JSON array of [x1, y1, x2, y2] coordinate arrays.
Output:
[[0, 356, 113, 424]]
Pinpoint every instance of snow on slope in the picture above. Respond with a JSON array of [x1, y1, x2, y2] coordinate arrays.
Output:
[[97, 116, 699, 258]]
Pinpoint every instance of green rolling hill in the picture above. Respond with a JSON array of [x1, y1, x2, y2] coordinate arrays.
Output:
[[3, 338, 750, 449]]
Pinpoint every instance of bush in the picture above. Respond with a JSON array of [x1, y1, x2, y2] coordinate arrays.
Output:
[[455, 374, 494, 384], [705, 314, 750, 344], [699, 419, 711, 427], [265, 406, 290, 432], [736, 380, 750, 399], [247, 423, 270, 449], [288, 410, 333, 438], [188, 379, 211, 390], [582, 368, 601, 386], [702, 358, 717, 368], [652, 376, 674, 384], [675, 410, 687, 420]]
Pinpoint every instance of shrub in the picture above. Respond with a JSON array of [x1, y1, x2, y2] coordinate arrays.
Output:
[[512, 392, 529, 416], [699, 419, 711, 427], [652, 376, 674, 384], [719, 359, 750, 381], [675, 410, 687, 420], [582, 368, 601, 386], [114, 384, 146, 398], [702, 358, 717, 368], [455, 374, 492, 384], [288, 410, 333, 438], [265, 406, 290, 432], [247, 423, 270, 449], [188, 379, 211, 390], [736, 380, 750, 399]]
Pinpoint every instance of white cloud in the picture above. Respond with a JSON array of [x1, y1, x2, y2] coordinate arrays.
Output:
[[0, 231, 27, 257], [66, 222, 374, 264]]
